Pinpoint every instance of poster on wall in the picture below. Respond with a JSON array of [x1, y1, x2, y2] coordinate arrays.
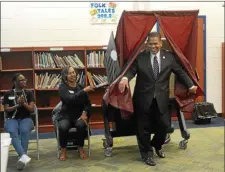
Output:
[[89, 2, 118, 24]]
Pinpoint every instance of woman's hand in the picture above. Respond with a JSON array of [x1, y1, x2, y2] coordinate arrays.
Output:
[[80, 111, 88, 125], [17, 96, 25, 106], [80, 112, 88, 121], [83, 86, 95, 93]]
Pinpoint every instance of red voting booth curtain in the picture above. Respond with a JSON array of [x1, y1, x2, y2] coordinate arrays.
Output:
[[115, 11, 157, 66], [105, 10, 204, 115]]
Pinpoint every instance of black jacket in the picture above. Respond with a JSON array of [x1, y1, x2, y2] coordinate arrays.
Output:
[[125, 49, 193, 114], [58, 82, 91, 121]]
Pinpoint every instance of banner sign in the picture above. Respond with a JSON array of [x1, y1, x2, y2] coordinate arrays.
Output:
[[90, 2, 118, 24]]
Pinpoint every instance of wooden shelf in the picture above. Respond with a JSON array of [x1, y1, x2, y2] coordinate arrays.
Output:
[[85, 46, 107, 50], [34, 67, 85, 71], [33, 46, 87, 51], [1, 47, 33, 52], [87, 67, 105, 69], [34, 68, 62, 71], [0, 88, 34, 92], [0, 68, 33, 72]]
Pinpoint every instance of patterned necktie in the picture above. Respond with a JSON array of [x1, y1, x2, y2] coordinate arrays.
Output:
[[153, 56, 159, 79]]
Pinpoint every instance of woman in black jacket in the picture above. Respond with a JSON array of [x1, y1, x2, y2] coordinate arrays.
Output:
[[58, 66, 94, 161]]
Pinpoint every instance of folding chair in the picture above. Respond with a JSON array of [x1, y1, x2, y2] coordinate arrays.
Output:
[[54, 119, 91, 159], [4, 104, 40, 160]]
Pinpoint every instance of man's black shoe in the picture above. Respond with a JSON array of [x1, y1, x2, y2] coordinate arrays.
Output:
[[155, 149, 165, 158], [145, 157, 156, 166], [141, 152, 148, 161]]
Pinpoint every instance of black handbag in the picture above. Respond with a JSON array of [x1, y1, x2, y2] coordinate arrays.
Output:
[[192, 102, 217, 124]]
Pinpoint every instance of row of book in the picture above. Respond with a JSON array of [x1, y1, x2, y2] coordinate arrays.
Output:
[[34, 73, 62, 89], [34, 71, 86, 89], [34, 53, 85, 69], [87, 51, 105, 67], [0, 51, 105, 70], [34, 72, 107, 89]]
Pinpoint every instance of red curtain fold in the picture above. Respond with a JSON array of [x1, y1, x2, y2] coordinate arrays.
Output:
[[106, 12, 156, 113], [115, 11, 125, 68], [104, 10, 204, 115], [121, 14, 157, 63], [183, 16, 198, 68], [156, 14, 204, 112], [115, 12, 156, 67], [157, 16, 195, 53]]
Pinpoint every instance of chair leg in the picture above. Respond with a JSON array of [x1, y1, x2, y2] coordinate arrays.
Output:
[[57, 143, 60, 159], [36, 130, 40, 160], [56, 127, 60, 159], [35, 107, 40, 160], [88, 137, 91, 157], [87, 127, 91, 157]]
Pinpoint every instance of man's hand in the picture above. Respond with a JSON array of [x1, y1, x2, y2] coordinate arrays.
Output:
[[189, 85, 198, 94], [118, 77, 129, 93]]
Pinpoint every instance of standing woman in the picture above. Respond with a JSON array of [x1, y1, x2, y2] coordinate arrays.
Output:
[[57, 66, 94, 161], [4, 73, 34, 170]]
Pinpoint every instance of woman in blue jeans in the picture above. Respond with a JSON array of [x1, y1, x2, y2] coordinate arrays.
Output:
[[4, 73, 34, 170]]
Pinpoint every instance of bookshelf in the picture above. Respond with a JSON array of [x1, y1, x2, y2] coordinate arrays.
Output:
[[0, 46, 107, 132]]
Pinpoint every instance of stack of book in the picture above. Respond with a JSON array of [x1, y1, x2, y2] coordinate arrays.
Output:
[[87, 51, 105, 67], [35, 73, 62, 89], [87, 71, 108, 88]]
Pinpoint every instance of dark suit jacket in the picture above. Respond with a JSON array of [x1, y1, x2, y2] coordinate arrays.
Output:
[[125, 49, 194, 114]]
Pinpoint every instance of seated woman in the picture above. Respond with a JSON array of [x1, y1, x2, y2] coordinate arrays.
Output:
[[3, 73, 34, 170], [57, 66, 94, 161]]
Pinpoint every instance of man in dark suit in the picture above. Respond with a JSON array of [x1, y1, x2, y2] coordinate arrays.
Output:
[[118, 32, 197, 166]]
